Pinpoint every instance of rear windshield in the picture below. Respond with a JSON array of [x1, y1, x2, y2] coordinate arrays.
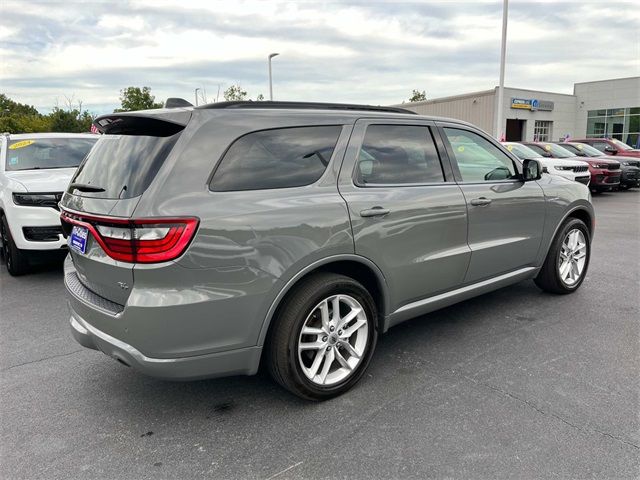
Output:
[[69, 133, 180, 199], [6, 137, 98, 171]]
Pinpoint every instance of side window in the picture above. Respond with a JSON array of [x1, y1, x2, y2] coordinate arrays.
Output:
[[210, 126, 342, 191], [356, 125, 445, 185], [443, 128, 518, 182]]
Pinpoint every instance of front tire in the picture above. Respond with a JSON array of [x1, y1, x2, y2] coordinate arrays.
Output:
[[1, 214, 29, 276], [267, 273, 378, 401], [534, 217, 590, 294]]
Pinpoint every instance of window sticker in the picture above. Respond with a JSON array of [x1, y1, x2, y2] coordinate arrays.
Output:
[[506, 145, 513, 151], [576, 144, 583, 150], [9, 157, 18, 165], [457, 146, 465, 152], [544, 144, 552, 151], [9, 140, 35, 150]]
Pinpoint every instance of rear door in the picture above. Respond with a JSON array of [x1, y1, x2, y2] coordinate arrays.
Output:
[[338, 119, 470, 314], [60, 114, 187, 305], [438, 123, 546, 283]]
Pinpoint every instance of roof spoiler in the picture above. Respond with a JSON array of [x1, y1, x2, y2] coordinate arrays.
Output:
[[93, 110, 191, 136]]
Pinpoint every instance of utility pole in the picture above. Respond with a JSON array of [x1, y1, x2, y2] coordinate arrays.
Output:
[[194, 88, 201, 106], [496, 0, 508, 139], [268, 53, 279, 101]]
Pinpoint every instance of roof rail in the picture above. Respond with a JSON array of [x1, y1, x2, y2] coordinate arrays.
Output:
[[195, 101, 417, 115]]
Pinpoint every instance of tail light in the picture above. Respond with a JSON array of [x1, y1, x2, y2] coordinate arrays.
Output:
[[60, 209, 198, 263]]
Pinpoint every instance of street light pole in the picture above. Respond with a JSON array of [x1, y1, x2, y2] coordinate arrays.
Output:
[[268, 53, 279, 101], [495, 0, 508, 139], [194, 88, 201, 107]]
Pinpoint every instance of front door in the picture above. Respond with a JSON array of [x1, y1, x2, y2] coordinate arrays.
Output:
[[338, 119, 471, 313], [438, 123, 546, 283]]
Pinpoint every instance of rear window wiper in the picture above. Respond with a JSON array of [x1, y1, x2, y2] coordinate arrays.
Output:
[[69, 182, 105, 193]]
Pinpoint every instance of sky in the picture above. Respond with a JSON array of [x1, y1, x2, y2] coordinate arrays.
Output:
[[1, 0, 639, 115]]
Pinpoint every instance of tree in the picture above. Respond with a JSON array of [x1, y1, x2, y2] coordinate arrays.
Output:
[[256, 93, 265, 101], [223, 84, 248, 101], [115, 86, 164, 112], [408, 89, 427, 102], [49, 108, 93, 133]]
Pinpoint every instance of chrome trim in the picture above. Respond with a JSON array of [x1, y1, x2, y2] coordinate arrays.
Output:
[[393, 267, 536, 315]]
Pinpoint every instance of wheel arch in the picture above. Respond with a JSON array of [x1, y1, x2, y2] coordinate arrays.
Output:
[[257, 254, 390, 349], [539, 204, 594, 267]]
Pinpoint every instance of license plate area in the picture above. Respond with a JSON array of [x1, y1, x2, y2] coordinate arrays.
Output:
[[69, 225, 89, 254]]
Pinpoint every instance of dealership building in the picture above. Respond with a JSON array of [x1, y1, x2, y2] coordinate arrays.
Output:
[[398, 77, 640, 147]]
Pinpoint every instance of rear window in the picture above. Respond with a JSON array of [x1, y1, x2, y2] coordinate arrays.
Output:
[[210, 126, 342, 191], [69, 133, 180, 199], [6, 137, 98, 171]]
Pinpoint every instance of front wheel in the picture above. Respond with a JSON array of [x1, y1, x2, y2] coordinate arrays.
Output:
[[534, 217, 590, 294], [267, 273, 378, 400], [1, 215, 29, 276]]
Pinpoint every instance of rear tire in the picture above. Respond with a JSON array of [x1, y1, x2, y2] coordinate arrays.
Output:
[[267, 273, 378, 401], [534, 217, 590, 294], [1, 214, 29, 276]]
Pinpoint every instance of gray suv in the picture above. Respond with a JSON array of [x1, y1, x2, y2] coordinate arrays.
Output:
[[61, 101, 594, 400]]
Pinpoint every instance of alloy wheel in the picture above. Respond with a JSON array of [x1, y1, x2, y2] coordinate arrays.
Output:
[[297, 294, 369, 386], [558, 228, 587, 286]]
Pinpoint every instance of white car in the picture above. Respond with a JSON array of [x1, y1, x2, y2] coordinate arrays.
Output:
[[0, 133, 98, 275], [502, 142, 590, 186]]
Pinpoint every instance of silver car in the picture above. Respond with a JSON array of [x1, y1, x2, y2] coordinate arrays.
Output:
[[61, 101, 594, 400]]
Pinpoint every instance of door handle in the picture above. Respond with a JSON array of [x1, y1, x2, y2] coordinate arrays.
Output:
[[470, 197, 492, 206], [359, 206, 390, 217]]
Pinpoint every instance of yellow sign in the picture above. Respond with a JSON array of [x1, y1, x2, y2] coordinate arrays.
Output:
[[544, 144, 552, 151], [457, 146, 465, 152], [506, 145, 513, 151], [9, 140, 35, 150]]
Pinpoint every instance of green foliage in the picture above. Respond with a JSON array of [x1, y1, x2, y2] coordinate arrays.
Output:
[[115, 86, 164, 112], [223, 84, 248, 101], [408, 89, 427, 102], [0, 93, 95, 134]]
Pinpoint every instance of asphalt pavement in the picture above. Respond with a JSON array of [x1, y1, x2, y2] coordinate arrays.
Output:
[[1, 190, 638, 479]]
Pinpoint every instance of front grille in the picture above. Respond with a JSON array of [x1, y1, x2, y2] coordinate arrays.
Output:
[[605, 175, 621, 184], [608, 163, 620, 171], [576, 176, 590, 185], [22, 226, 63, 242], [572, 166, 589, 173]]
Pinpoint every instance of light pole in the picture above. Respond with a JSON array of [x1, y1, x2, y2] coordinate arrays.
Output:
[[495, 0, 508, 140], [268, 53, 279, 101], [194, 88, 201, 106]]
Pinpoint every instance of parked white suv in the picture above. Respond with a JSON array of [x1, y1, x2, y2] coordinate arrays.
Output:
[[0, 133, 98, 275], [503, 142, 591, 186]]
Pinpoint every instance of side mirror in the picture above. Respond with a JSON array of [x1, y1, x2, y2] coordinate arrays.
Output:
[[604, 145, 617, 154], [522, 159, 542, 181]]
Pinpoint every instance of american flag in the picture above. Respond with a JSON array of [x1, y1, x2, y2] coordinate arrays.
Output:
[[90, 123, 99, 134]]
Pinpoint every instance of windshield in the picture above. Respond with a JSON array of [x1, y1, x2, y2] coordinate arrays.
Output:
[[504, 143, 543, 160], [569, 143, 604, 157], [610, 138, 633, 150], [540, 143, 574, 158], [6, 137, 98, 171], [70, 132, 180, 199]]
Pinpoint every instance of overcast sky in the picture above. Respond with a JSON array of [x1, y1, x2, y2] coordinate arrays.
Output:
[[1, 0, 638, 114]]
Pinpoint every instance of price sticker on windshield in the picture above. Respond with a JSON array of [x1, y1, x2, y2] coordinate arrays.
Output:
[[9, 140, 35, 150]]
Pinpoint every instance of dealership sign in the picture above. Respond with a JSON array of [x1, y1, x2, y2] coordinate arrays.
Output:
[[511, 98, 554, 111]]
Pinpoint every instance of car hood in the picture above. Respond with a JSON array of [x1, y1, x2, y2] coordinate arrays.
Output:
[[538, 158, 589, 168], [4, 168, 76, 192]]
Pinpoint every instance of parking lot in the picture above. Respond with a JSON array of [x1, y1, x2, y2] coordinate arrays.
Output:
[[1, 190, 638, 479]]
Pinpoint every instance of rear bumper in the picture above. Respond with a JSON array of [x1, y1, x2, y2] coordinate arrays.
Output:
[[70, 307, 262, 380]]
